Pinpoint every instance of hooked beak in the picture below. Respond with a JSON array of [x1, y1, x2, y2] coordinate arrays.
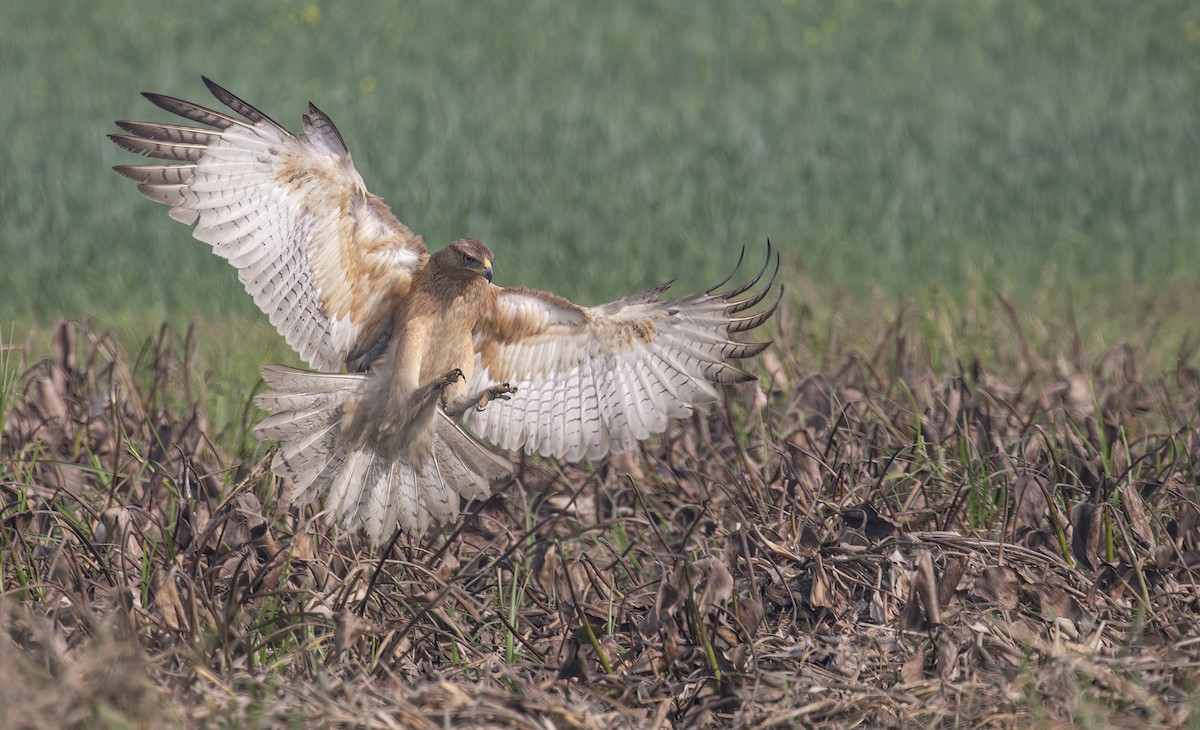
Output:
[[482, 259, 493, 283]]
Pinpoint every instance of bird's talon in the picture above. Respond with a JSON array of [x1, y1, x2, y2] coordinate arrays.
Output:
[[475, 383, 517, 411], [435, 368, 465, 389]]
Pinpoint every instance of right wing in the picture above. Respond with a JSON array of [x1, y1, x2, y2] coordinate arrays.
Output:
[[110, 77, 426, 371], [467, 247, 779, 461]]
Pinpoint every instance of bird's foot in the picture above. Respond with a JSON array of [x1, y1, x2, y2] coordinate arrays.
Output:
[[475, 383, 517, 412], [432, 368, 465, 390]]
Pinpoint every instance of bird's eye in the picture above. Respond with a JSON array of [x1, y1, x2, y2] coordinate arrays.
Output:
[[463, 254, 478, 265]]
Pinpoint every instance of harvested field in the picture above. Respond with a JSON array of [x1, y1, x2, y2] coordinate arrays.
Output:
[[2, 315, 1199, 728]]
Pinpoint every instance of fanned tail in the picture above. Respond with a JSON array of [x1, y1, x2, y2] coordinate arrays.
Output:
[[253, 364, 513, 545]]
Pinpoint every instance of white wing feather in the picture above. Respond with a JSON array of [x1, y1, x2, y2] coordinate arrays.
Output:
[[466, 248, 780, 461], [112, 78, 427, 371]]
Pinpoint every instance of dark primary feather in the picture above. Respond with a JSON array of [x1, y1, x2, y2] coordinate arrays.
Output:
[[107, 134, 205, 161], [303, 103, 350, 156], [141, 92, 244, 129], [113, 120, 221, 145], [202, 76, 279, 127]]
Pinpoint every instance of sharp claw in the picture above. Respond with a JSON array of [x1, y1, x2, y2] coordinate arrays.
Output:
[[475, 383, 518, 411], [435, 368, 465, 389]]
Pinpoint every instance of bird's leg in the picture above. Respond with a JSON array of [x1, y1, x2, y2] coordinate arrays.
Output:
[[445, 383, 518, 418], [374, 368, 464, 447], [412, 368, 465, 410]]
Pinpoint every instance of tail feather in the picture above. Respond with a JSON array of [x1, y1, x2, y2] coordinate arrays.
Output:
[[258, 389, 357, 415], [253, 365, 513, 545], [436, 411, 514, 488], [430, 436, 482, 506], [255, 405, 341, 440], [376, 461, 412, 540], [358, 452, 401, 540], [260, 364, 362, 392], [388, 460, 424, 538], [291, 441, 345, 506], [274, 420, 339, 478], [327, 446, 373, 518], [256, 364, 363, 419]]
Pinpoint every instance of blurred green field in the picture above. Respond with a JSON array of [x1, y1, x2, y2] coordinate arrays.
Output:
[[2, 0, 1199, 348]]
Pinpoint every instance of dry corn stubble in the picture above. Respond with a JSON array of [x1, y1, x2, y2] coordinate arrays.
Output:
[[1, 316, 1199, 729]]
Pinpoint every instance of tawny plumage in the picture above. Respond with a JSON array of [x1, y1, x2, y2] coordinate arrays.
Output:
[[112, 78, 780, 544]]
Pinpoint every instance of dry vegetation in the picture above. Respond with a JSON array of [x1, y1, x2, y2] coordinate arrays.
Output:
[[2, 310, 1199, 728]]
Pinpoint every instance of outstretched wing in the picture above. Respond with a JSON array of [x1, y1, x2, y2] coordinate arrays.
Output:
[[465, 247, 780, 461], [110, 77, 426, 372]]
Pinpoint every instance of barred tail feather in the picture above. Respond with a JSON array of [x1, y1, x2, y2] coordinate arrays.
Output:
[[435, 411, 514, 489], [252, 365, 513, 545]]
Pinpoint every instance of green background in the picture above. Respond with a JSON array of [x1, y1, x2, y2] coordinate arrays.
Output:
[[3, 0, 1199, 338]]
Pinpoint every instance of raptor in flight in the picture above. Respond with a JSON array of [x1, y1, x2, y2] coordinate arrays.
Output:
[[111, 78, 779, 544]]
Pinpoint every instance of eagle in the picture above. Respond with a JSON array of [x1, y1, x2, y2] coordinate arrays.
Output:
[[110, 78, 779, 544]]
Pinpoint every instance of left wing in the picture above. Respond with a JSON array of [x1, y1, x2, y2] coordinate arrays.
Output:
[[110, 78, 427, 371], [465, 248, 779, 461]]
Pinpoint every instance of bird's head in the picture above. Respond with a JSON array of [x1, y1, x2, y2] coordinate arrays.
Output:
[[442, 238, 494, 283]]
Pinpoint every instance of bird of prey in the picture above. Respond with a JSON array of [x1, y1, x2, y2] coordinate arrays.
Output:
[[110, 78, 779, 544]]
